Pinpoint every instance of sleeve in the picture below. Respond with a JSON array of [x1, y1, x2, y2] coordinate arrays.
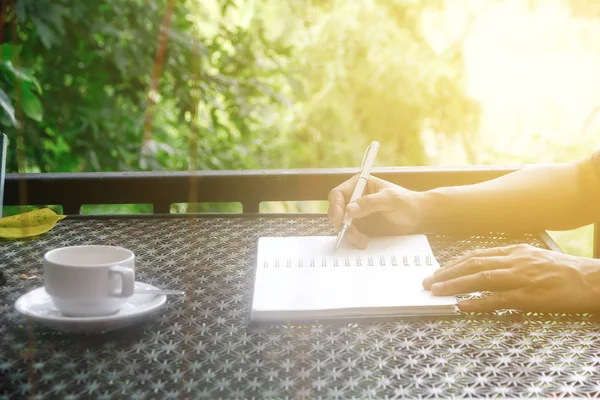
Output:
[[593, 150, 600, 179]]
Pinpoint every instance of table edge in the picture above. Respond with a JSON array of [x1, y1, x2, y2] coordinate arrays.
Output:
[[60, 212, 564, 253]]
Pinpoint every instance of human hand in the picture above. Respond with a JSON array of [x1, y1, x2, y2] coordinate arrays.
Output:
[[327, 175, 424, 248], [422, 244, 600, 314]]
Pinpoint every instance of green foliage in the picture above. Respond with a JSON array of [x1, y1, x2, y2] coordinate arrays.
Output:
[[0, 0, 478, 174], [0, 43, 42, 129], [2, 0, 291, 173], [3, 204, 62, 218], [265, 0, 480, 168]]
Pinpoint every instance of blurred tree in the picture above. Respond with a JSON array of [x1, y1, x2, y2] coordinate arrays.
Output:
[[266, 0, 480, 168], [0, 0, 479, 174], [0, 0, 291, 173], [0, 41, 42, 172]]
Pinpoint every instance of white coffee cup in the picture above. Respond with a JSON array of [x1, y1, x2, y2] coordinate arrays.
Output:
[[43, 245, 135, 317]]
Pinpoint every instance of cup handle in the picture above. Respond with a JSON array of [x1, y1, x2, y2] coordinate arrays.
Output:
[[109, 265, 135, 298]]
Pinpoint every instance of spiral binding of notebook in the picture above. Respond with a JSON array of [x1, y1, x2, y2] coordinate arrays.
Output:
[[262, 254, 433, 269]]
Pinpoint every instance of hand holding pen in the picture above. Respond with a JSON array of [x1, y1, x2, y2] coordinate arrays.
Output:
[[328, 141, 423, 250], [335, 141, 380, 250]]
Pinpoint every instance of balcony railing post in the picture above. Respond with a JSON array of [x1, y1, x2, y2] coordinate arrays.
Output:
[[62, 203, 81, 215], [242, 201, 259, 213], [154, 202, 171, 214]]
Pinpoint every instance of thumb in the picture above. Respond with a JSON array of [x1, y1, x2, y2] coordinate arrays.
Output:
[[347, 190, 398, 218]]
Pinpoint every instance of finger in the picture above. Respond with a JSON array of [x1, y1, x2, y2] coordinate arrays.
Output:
[[430, 269, 523, 296], [432, 256, 510, 282], [458, 289, 523, 313], [327, 193, 346, 229], [344, 224, 369, 249], [424, 249, 513, 291], [347, 190, 397, 219], [332, 175, 360, 203], [365, 175, 392, 192], [327, 187, 345, 226], [422, 276, 433, 290], [440, 246, 513, 270], [328, 176, 359, 227]]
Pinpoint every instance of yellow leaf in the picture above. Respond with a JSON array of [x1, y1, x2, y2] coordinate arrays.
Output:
[[0, 208, 66, 239]]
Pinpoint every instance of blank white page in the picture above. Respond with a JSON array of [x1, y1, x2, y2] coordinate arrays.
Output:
[[251, 235, 457, 320]]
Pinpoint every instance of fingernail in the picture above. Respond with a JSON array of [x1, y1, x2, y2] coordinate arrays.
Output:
[[347, 203, 360, 215], [431, 282, 444, 294], [422, 277, 433, 289]]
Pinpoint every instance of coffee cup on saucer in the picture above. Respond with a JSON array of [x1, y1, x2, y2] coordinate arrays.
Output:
[[43, 245, 135, 317]]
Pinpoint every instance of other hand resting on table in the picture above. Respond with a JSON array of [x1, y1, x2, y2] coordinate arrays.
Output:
[[421, 244, 600, 313], [327, 151, 600, 313]]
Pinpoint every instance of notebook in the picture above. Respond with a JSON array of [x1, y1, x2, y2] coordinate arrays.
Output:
[[250, 234, 457, 321]]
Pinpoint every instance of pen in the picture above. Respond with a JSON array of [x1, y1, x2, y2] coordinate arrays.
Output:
[[335, 141, 380, 251]]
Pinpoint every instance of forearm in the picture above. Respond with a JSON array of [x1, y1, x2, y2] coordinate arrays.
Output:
[[419, 160, 600, 233]]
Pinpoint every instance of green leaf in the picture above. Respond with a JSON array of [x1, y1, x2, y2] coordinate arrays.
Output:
[[221, 0, 237, 16], [0, 108, 11, 127], [2, 61, 37, 87], [1, 44, 13, 62], [14, 1, 26, 22], [0, 88, 17, 127], [31, 18, 57, 49], [21, 83, 43, 122], [46, 5, 66, 36]]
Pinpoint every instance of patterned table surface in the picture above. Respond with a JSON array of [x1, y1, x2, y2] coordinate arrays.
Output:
[[1, 215, 600, 399]]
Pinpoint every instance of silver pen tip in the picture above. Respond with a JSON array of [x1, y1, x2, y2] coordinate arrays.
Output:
[[335, 226, 348, 251]]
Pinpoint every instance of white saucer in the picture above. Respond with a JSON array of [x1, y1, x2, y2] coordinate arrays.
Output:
[[15, 282, 167, 333]]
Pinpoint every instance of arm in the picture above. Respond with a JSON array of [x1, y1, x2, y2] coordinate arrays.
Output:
[[419, 152, 600, 233]]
